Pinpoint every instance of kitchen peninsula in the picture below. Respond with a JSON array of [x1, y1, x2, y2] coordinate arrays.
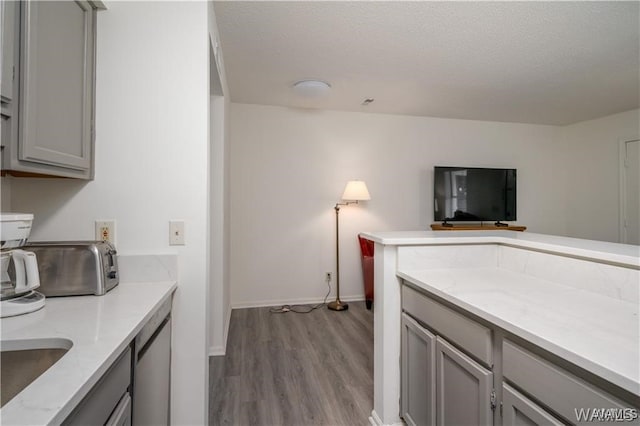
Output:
[[360, 231, 640, 426]]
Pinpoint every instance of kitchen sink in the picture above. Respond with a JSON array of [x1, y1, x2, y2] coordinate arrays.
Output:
[[0, 338, 73, 407]]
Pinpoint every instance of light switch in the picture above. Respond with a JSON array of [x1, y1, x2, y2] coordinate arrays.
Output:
[[169, 221, 185, 245]]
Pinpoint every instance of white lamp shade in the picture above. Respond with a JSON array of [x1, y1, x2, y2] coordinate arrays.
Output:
[[342, 180, 371, 201]]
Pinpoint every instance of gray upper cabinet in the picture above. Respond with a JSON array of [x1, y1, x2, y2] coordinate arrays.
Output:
[[2, 0, 99, 179], [19, 0, 94, 171], [1, 0, 19, 159], [1, 1, 17, 104]]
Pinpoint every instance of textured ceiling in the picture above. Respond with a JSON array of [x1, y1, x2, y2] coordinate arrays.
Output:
[[213, 1, 640, 125]]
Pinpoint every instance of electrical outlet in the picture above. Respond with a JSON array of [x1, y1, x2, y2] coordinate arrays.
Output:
[[169, 221, 185, 245], [325, 272, 332, 282], [95, 220, 116, 245]]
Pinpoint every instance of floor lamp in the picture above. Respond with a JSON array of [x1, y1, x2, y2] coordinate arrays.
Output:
[[328, 180, 371, 311]]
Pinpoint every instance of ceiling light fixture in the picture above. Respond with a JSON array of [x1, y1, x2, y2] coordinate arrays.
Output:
[[292, 79, 331, 97]]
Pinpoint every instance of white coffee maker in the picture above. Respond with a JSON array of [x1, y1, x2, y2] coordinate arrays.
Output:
[[1, 213, 45, 318]]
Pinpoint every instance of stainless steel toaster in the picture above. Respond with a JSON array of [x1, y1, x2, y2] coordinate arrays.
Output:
[[26, 241, 119, 296]]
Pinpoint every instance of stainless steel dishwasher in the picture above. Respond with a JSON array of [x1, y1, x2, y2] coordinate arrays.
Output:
[[133, 298, 172, 426]]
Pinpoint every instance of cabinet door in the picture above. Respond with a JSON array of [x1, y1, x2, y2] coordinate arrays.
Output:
[[133, 318, 171, 425], [1, 0, 17, 103], [106, 392, 132, 426], [401, 313, 436, 426], [502, 383, 564, 426], [19, 0, 94, 171], [436, 336, 493, 426]]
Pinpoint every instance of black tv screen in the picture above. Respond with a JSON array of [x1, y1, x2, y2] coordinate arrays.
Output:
[[434, 166, 517, 222]]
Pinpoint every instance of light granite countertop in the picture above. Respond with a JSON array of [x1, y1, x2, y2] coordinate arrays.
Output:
[[0, 279, 177, 425], [360, 230, 640, 267]]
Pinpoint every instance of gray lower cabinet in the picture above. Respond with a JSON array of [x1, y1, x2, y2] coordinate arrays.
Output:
[[436, 336, 493, 426], [133, 317, 171, 425], [62, 300, 172, 426], [502, 383, 564, 426], [132, 297, 172, 425], [1, 0, 97, 179], [503, 340, 634, 426], [63, 347, 132, 425], [401, 282, 639, 426], [401, 313, 436, 426], [400, 312, 494, 426]]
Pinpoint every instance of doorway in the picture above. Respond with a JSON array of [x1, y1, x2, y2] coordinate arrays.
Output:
[[619, 139, 639, 244]]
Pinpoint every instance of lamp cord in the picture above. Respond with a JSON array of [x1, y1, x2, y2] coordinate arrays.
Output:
[[269, 275, 332, 314], [270, 200, 359, 314]]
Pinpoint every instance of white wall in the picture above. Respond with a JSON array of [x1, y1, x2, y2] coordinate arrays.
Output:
[[1, 177, 11, 211], [207, 2, 232, 356], [559, 109, 639, 243], [10, 3, 211, 424], [229, 103, 564, 307], [209, 95, 229, 356]]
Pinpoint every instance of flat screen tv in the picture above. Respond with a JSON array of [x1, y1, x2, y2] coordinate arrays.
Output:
[[434, 166, 517, 223]]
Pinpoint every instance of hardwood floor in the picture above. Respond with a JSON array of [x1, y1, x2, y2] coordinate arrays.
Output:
[[209, 302, 374, 426]]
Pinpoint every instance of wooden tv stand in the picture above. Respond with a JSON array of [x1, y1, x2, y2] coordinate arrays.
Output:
[[431, 223, 527, 231]]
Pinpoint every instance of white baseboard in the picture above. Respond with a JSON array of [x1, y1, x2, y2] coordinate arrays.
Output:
[[223, 303, 231, 348], [208, 346, 225, 357], [369, 410, 403, 426], [231, 294, 365, 309]]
